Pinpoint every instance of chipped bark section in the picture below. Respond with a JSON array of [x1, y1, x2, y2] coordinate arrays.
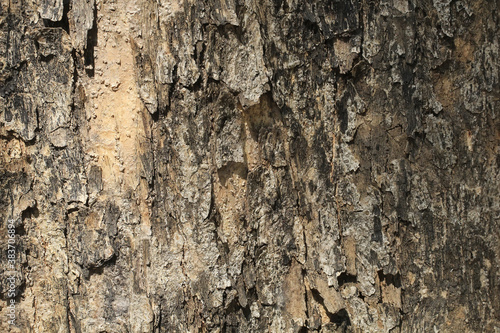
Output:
[[0, 0, 499, 332]]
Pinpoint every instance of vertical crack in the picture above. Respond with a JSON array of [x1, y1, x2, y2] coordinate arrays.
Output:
[[84, 1, 98, 77]]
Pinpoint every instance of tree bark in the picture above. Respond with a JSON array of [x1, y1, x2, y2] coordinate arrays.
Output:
[[1, 0, 499, 332]]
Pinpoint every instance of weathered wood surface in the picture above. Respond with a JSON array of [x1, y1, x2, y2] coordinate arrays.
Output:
[[0, 0, 499, 331]]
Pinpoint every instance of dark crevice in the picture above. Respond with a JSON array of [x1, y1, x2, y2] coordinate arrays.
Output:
[[20, 204, 38, 237], [378, 270, 402, 288], [337, 271, 357, 286], [151, 107, 160, 122], [70, 47, 81, 136], [84, 1, 98, 77], [189, 74, 203, 92], [86, 264, 104, 277], [241, 303, 251, 320], [39, 54, 56, 62], [14, 279, 26, 302], [194, 41, 205, 65], [372, 205, 383, 243], [216, 23, 246, 45], [311, 289, 351, 329], [42, 0, 70, 33], [241, 287, 257, 320], [155, 305, 162, 333], [330, 309, 352, 331], [298, 326, 308, 333], [85, 254, 117, 279], [224, 293, 241, 315], [310, 288, 326, 308], [302, 269, 310, 329], [15, 222, 26, 237], [358, 1, 365, 61]]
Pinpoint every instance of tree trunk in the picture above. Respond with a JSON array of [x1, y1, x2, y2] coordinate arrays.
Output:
[[1, 0, 499, 331]]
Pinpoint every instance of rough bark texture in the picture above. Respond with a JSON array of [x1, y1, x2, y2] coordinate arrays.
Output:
[[1, 0, 499, 332]]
